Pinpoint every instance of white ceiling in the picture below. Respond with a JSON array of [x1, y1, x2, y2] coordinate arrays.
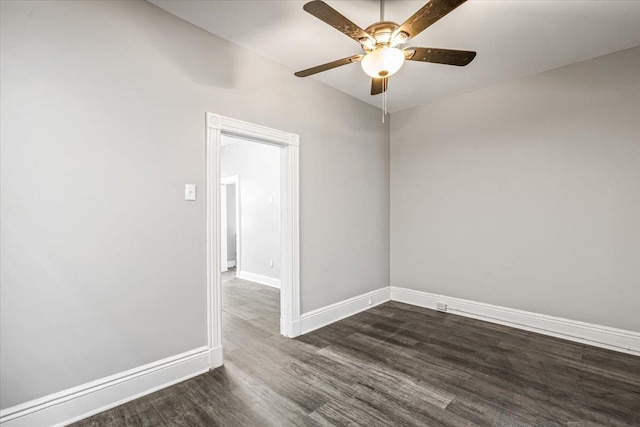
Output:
[[149, 0, 640, 113]]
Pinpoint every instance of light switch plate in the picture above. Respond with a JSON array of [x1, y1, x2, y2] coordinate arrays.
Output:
[[185, 184, 196, 201]]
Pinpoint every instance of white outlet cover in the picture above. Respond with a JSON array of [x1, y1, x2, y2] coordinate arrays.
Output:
[[185, 184, 196, 201]]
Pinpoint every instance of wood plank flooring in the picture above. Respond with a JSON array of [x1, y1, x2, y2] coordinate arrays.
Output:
[[74, 273, 640, 426]]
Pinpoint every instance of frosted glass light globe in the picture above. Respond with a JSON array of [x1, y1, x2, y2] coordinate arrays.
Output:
[[361, 47, 405, 78]]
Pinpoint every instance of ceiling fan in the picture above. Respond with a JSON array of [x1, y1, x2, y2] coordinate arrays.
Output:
[[294, 0, 476, 96]]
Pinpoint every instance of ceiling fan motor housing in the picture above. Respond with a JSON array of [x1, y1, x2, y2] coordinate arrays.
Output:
[[362, 21, 407, 51]]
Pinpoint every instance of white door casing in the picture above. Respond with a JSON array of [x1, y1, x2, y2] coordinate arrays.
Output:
[[206, 113, 300, 369]]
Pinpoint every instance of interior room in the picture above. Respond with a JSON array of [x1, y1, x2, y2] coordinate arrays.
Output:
[[1, 1, 638, 426]]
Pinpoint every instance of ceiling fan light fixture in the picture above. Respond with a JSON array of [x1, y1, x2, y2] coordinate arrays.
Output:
[[375, 31, 393, 45], [390, 31, 409, 47], [360, 38, 376, 51], [361, 47, 404, 78]]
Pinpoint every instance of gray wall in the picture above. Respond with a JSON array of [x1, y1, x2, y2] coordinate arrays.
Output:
[[222, 137, 281, 280], [391, 47, 640, 332], [226, 184, 237, 263], [0, 0, 390, 409]]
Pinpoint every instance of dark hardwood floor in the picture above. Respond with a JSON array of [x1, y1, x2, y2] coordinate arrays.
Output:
[[75, 272, 640, 426]]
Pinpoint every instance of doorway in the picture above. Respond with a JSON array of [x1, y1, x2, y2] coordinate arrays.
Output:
[[205, 113, 300, 369]]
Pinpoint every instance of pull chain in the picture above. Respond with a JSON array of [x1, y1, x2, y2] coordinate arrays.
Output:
[[381, 78, 388, 123]]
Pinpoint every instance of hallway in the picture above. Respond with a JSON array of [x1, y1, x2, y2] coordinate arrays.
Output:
[[221, 270, 280, 352]]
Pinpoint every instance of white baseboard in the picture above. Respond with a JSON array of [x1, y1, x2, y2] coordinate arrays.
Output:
[[390, 286, 640, 356], [0, 347, 218, 427], [6, 285, 634, 427], [209, 345, 223, 369], [300, 287, 390, 334], [281, 318, 301, 338], [237, 271, 280, 288], [227, 261, 236, 268]]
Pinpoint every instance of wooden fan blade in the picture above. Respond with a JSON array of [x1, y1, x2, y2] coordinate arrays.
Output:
[[404, 47, 476, 66], [303, 1, 374, 44], [371, 77, 388, 95], [396, 0, 467, 39], [294, 55, 363, 77]]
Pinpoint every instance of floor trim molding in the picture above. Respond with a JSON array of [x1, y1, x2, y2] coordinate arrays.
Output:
[[237, 271, 281, 289], [300, 287, 390, 334], [390, 286, 640, 356], [209, 345, 223, 370], [0, 347, 213, 427]]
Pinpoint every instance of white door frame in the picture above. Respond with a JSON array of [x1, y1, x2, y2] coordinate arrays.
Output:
[[221, 175, 240, 270], [206, 113, 300, 369]]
